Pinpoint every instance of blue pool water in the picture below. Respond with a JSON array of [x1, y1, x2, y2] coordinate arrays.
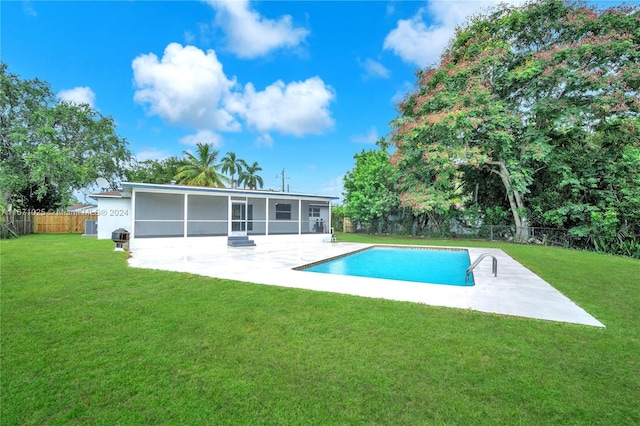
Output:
[[302, 247, 474, 286]]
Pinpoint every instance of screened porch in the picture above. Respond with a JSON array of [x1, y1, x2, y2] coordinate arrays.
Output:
[[131, 191, 332, 238]]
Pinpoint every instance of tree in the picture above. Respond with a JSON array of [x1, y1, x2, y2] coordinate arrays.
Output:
[[343, 138, 400, 232], [124, 156, 187, 184], [1, 63, 131, 210], [238, 161, 264, 190], [331, 204, 346, 232], [528, 117, 640, 253], [220, 152, 248, 188], [174, 143, 229, 187], [391, 0, 640, 241]]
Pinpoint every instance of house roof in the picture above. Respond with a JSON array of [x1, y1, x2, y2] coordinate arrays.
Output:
[[88, 190, 123, 199], [67, 203, 96, 211], [119, 182, 338, 201]]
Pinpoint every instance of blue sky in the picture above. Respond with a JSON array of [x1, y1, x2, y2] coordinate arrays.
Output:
[[3, 0, 621, 198]]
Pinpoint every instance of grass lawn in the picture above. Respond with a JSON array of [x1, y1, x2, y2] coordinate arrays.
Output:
[[1, 234, 639, 424]]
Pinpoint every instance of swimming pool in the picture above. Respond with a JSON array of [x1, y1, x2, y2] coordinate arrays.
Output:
[[299, 246, 474, 286]]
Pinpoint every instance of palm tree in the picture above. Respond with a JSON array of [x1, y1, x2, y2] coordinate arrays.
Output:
[[238, 161, 264, 190], [174, 143, 229, 187], [220, 152, 248, 188]]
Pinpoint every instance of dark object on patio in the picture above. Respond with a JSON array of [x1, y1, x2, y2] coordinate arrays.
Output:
[[111, 228, 130, 251]]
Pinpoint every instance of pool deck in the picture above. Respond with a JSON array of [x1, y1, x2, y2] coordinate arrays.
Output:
[[127, 242, 605, 328]]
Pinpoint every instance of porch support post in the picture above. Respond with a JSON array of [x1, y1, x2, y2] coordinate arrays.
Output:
[[183, 193, 188, 238], [130, 190, 136, 238], [298, 199, 302, 235], [227, 195, 232, 236], [328, 201, 331, 233], [265, 197, 269, 236]]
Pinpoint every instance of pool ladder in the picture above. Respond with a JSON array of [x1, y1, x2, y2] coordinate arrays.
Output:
[[465, 253, 498, 284]]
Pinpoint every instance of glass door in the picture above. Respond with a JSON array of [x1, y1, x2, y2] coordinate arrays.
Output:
[[231, 201, 247, 236]]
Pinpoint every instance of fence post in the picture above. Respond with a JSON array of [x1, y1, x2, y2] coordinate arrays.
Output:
[[490, 225, 494, 241]]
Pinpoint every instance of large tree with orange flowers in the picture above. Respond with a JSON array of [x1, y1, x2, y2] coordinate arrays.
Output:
[[391, 0, 639, 243]]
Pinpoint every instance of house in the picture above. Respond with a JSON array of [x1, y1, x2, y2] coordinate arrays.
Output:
[[66, 203, 98, 213], [90, 182, 337, 249]]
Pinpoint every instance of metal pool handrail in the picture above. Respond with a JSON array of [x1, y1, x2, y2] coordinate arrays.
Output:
[[466, 253, 497, 284]]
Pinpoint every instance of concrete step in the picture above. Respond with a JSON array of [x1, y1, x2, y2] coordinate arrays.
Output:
[[228, 241, 256, 247], [228, 236, 256, 247]]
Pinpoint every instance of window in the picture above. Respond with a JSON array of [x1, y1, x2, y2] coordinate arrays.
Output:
[[248, 204, 253, 231], [309, 207, 321, 218], [275, 203, 291, 220]]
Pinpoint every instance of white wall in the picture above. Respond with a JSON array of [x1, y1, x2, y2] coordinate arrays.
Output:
[[320, 206, 330, 229], [96, 198, 132, 240], [307, 205, 331, 233]]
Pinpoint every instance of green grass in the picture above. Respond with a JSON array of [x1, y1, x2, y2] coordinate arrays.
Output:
[[1, 234, 639, 425]]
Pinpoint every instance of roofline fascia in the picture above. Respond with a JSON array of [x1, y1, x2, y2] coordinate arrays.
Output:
[[120, 182, 339, 201]]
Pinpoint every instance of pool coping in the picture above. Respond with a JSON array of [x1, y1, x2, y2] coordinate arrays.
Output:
[[127, 241, 605, 328]]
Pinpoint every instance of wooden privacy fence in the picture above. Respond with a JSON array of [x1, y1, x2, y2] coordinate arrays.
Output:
[[343, 217, 356, 233], [32, 213, 98, 234], [1, 212, 34, 238]]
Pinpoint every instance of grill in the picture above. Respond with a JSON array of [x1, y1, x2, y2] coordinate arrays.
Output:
[[111, 228, 130, 251]]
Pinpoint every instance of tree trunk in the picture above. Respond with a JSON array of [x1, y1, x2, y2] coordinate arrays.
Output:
[[488, 161, 529, 242]]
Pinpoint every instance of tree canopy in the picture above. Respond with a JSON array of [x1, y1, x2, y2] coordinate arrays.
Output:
[[175, 143, 229, 187], [221, 152, 248, 188], [343, 138, 400, 231], [341, 0, 639, 255], [390, 0, 639, 243], [124, 156, 187, 185], [238, 161, 264, 190], [1, 63, 131, 210]]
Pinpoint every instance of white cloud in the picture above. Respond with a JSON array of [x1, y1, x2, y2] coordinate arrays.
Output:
[[132, 43, 335, 140], [386, 3, 395, 17], [231, 77, 335, 137], [383, 13, 450, 68], [256, 133, 274, 148], [322, 175, 345, 200], [384, 1, 527, 68], [179, 130, 223, 147], [135, 147, 172, 162], [351, 126, 379, 144], [358, 58, 391, 80], [206, 0, 309, 58], [132, 43, 240, 131], [58, 86, 96, 107], [23, 1, 37, 17]]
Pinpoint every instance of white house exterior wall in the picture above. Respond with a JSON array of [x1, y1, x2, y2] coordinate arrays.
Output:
[[95, 197, 132, 240]]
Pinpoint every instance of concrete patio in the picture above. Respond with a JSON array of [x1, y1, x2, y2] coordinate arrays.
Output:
[[127, 241, 605, 328]]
